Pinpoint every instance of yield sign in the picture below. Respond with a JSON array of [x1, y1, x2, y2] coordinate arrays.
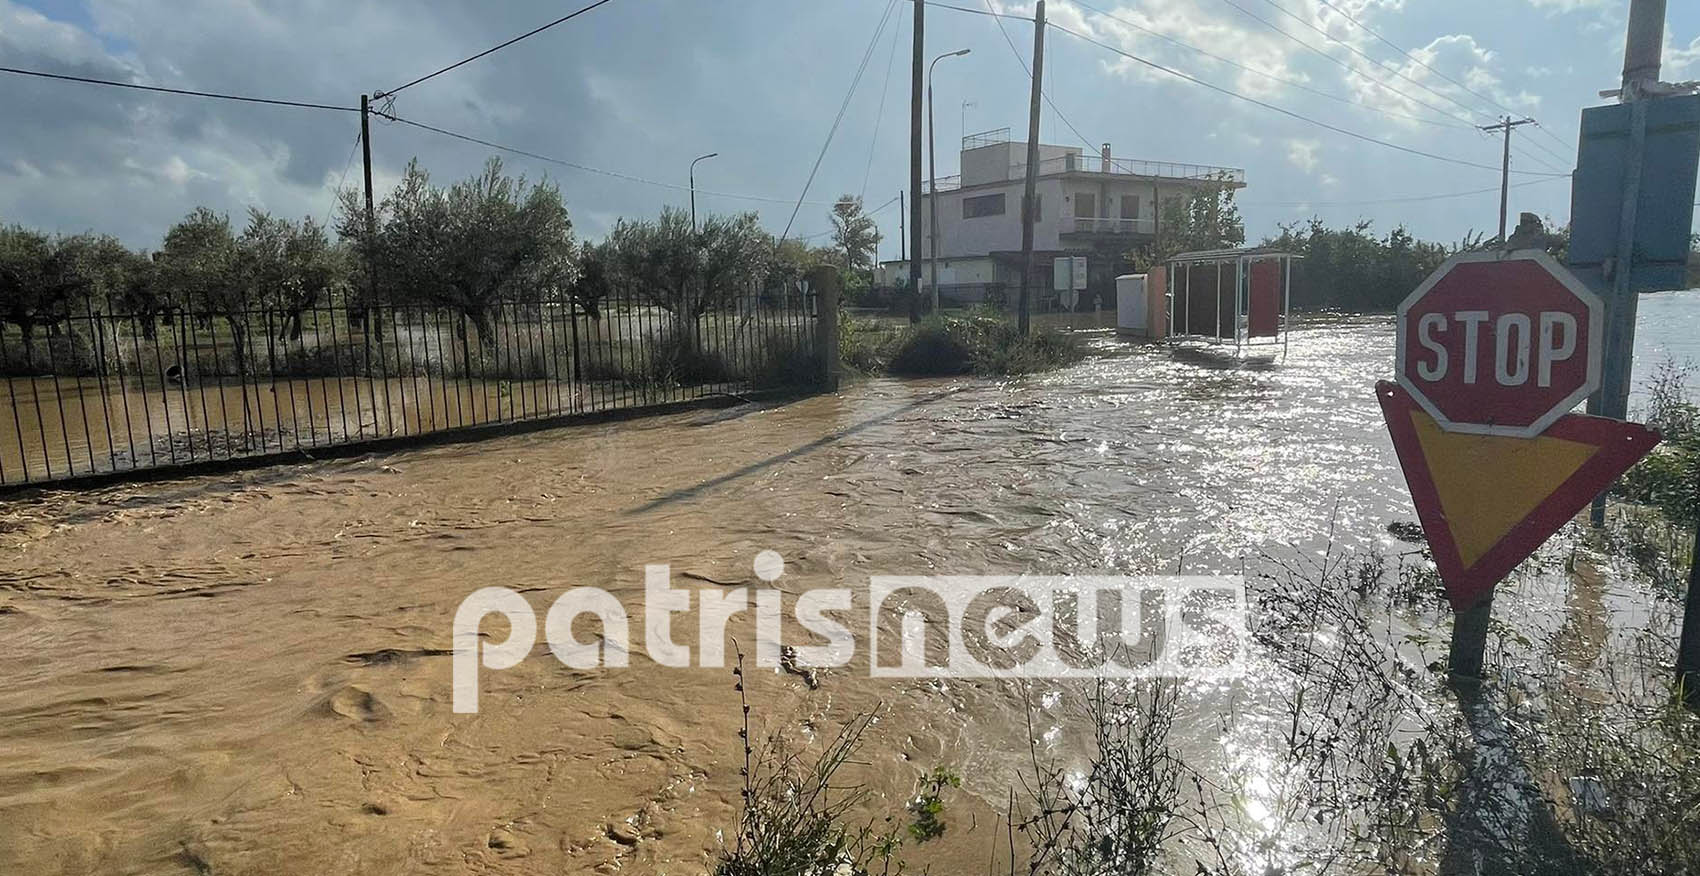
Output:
[[1376, 381, 1659, 609]]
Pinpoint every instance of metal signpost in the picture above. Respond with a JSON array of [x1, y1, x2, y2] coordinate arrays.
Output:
[[1379, 251, 1660, 678]]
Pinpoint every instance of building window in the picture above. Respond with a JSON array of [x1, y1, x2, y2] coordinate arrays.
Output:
[[1121, 195, 1140, 220], [1075, 192, 1097, 219], [962, 193, 1005, 219]]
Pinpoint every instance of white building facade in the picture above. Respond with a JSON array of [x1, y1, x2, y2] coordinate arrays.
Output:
[[880, 129, 1245, 308]]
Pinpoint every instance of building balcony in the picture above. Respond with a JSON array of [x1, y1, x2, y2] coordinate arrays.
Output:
[[1062, 217, 1156, 236], [1027, 155, 1245, 184]]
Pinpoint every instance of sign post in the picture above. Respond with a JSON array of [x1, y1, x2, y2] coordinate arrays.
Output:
[[1381, 250, 1659, 678]]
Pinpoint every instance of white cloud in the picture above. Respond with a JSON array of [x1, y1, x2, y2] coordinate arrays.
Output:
[[1525, 0, 1610, 11], [1286, 138, 1321, 172], [1668, 35, 1700, 79]]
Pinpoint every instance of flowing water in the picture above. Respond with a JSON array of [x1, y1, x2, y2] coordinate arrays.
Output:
[[0, 300, 1696, 874]]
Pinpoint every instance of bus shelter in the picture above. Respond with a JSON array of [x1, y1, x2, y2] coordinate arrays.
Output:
[[1165, 247, 1299, 353]]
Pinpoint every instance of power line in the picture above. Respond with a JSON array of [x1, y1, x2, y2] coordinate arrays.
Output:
[[1240, 173, 1566, 207], [986, 0, 1098, 152], [0, 65, 357, 112], [918, 0, 1031, 20], [1211, 0, 1476, 129], [320, 128, 365, 230], [1310, 0, 1500, 118], [1307, 0, 1577, 164], [1045, 22, 1570, 178], [375, 111, 833, 206], [780, 0, 902, 241], [862, 3, 907, 199], [378, 0, 619, 98], [1244, 0, 1491, 126], [1070, 0, 1471, 131]]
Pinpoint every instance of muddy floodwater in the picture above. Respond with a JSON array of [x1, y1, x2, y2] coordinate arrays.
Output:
[[0, 310, 1692, 874]]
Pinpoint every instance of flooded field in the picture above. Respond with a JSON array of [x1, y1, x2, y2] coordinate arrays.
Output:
[[0, 312, 1693, 874]]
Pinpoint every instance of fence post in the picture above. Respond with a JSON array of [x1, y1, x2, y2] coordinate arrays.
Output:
[[808, 265, 840, 391]]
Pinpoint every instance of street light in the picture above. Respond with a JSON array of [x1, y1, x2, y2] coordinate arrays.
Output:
[[690, 152, 719, 232], [928, 48, 970, 315]]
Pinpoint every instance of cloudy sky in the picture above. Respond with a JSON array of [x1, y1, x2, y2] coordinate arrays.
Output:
[[1, 0, 1696, 255]]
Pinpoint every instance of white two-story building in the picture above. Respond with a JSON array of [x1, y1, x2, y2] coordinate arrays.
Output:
[[879, 128, 1245, 309]]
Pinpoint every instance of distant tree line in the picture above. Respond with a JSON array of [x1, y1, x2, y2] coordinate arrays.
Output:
[[0, 156, 861, 366], [1127, 181, 1640, 313]]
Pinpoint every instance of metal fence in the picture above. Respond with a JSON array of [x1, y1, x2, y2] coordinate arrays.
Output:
[[0, 284, 822, 487]]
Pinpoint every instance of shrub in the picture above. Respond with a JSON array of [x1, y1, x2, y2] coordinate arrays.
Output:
[[885, 316, 973, 377], [885, 314, 1084, 377], [1616, 359, 1700, 530], [0, 330, 100, 376]]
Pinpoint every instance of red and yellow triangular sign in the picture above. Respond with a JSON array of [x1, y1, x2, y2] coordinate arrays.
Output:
[[1376, 381, 1660, 610]]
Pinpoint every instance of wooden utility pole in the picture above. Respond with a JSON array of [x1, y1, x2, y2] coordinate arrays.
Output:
[[1478, 116, 1535, 242], [1016, 0, 1046, 336], [908, 0, 924, 323]]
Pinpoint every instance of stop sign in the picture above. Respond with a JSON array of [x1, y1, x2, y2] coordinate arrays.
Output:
[[1395, 251, 1602, 438]]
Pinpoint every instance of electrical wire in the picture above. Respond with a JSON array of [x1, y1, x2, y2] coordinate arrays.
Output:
[[1244, 0, 1490, 127], [920, 0, 1032, 20], [1045, 22, 1571, 178], [0, 65, 357, 112], [780, 0, 902, 241], [1310, 0, 1575, 159], [986, 0, 1099, 153], [375, 111, 833, 206], [1239, 173, 1566, 207], [1070, 0, 1471, 131], [979, 0, 1094, 153], [319, 129, 365, 230], [1311, 0, 1500, 118], [378, 0, 619, 98], [1209, 0, 1475, 131], [862, 4, 907, 199]]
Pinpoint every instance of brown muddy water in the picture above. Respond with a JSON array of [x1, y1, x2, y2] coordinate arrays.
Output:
[[0, 315, 1676, 874]]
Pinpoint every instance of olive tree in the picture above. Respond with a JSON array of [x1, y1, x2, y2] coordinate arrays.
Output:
[[0, 226, 92, 348], [605, 206, 770, 349], [349, 157, 574, 348], [277, 218, 347, 340], [829, 195, 881, 270]]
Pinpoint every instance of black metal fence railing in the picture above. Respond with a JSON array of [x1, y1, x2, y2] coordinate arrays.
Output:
[[0, 285, 821, 487]]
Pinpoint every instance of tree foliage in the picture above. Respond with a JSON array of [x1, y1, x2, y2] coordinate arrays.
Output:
[[1131, 179, 1245, 270], [604, 206, 771, 327], [0, 226, 92, 341], [346, 157, 575, 345], [829, 195, 881, 270], [1261, 219, 1452, 312]]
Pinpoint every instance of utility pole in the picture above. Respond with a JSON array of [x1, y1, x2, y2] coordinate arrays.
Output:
[[1589, 0, 1668, 527], [907, 0, 925, 323], [899, 190, 906, 260], [1479, 116, 1536, 243], [360, 94, 379, 341], [1016, 0, 1046, 336]]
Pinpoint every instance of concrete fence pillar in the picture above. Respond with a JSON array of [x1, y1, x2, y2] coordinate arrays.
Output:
[[806, 265, 841, 391]]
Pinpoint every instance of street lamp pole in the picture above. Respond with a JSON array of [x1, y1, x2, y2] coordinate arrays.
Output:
[[928, 48, 970, 315], [690, 152, 718, 233]]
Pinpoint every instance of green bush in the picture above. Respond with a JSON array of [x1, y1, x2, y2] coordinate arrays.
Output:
[[885, 316, 974, 377], [884, 314, 1083, 377], [1616, 360, 1700, 530], [0, 330, 100, 376]]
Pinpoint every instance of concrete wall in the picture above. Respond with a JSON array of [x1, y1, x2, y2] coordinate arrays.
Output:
[[961, 143, 1013, 186], [922, 176, 1224, 259], [921, 177, 1066, 259]]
